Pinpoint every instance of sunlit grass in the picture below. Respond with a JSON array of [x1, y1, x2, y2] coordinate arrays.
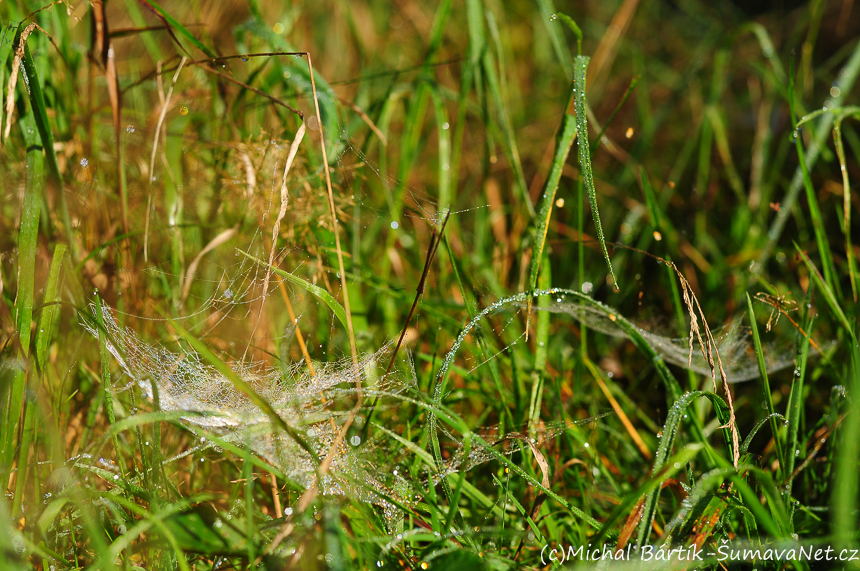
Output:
[[1, 0, 859, 569]]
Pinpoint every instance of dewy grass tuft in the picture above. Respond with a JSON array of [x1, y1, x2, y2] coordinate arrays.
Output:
[[1, 1, 859, 568]]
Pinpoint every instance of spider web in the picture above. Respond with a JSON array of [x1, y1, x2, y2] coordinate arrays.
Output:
[[527, 295, 799, 383], [81, 301, 414, 512]]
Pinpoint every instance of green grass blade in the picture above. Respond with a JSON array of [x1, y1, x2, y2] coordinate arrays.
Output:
[[428, 86, 452, 215], [760, 38, 860, 270], [741, 413, 787, 455], [635, 391, 730, 547], [15, 24, 62, 184], [788, 55, 839, 297], [745, 293, 785, 473], [15, 24, 74, 254], [741, 23, 786, 82], [482, 50, 533, 218], [833, 112, 860, 301], [550, 13, 582, 56], [794, 245, 860, 545], [529, 112, 576, 295], [784, 315, 812, 483], [237, 249, 348, 330], [574, 55, 617, 290], [590, 75, 639, 155], [35, 244, 66, 372], [706, 106, 748, 204], [834, 351, 860, 548], [593, 443, 704, 547], [138, 0, 217, 59], [3, 143, 43, 472], [795, 245, 853, 339], [536, 0, 573, 77], [93, 296, 129, 489]]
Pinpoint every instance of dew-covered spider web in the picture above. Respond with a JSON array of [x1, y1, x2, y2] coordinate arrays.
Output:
[[520, 291, 799, 383], [81, 302, 414, 511], [81, 282, 806, 536]]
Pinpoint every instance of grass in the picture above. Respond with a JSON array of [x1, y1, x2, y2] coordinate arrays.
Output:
[[1, 0, 860, 569]]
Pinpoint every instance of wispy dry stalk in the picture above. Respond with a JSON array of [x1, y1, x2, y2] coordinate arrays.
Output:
[[242, 121, 306, 365], [181, 226, 239, 307], [608, 242, 740, 467], [673, 262, 740, 467], [3, 23, 39, 141]]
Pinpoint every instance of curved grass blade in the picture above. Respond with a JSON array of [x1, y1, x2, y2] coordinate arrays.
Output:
[[741, 413, 786, 455], [236, 249, 348, 330], [788, 55, 839, 297], [550, 13, 582, 56], [574, 55, 617, 289], [634, 391, 730, 547]]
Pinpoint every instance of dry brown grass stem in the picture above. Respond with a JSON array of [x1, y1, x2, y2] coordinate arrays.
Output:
[[180, 226, 238, 307], [242, 121, 306, 364], [584, 357, 652, 460], [3, 23, 38, 142], [264, 53, 361, 556], [336, 96, 388, 146], [275, 276, 316, 378], [675, 265, 740, 467], [607, 241, 740, 467]]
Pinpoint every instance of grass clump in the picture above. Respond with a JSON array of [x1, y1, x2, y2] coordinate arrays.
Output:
[[1, 0, 859, 569]]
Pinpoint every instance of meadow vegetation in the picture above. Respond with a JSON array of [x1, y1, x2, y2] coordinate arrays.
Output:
[[1, 0, 859, 569]]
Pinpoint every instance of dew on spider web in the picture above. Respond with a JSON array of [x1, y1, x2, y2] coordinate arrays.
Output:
[[531, 295, 799, 382], [82, 298, 419, 526], [80, 281, 803, 538]]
